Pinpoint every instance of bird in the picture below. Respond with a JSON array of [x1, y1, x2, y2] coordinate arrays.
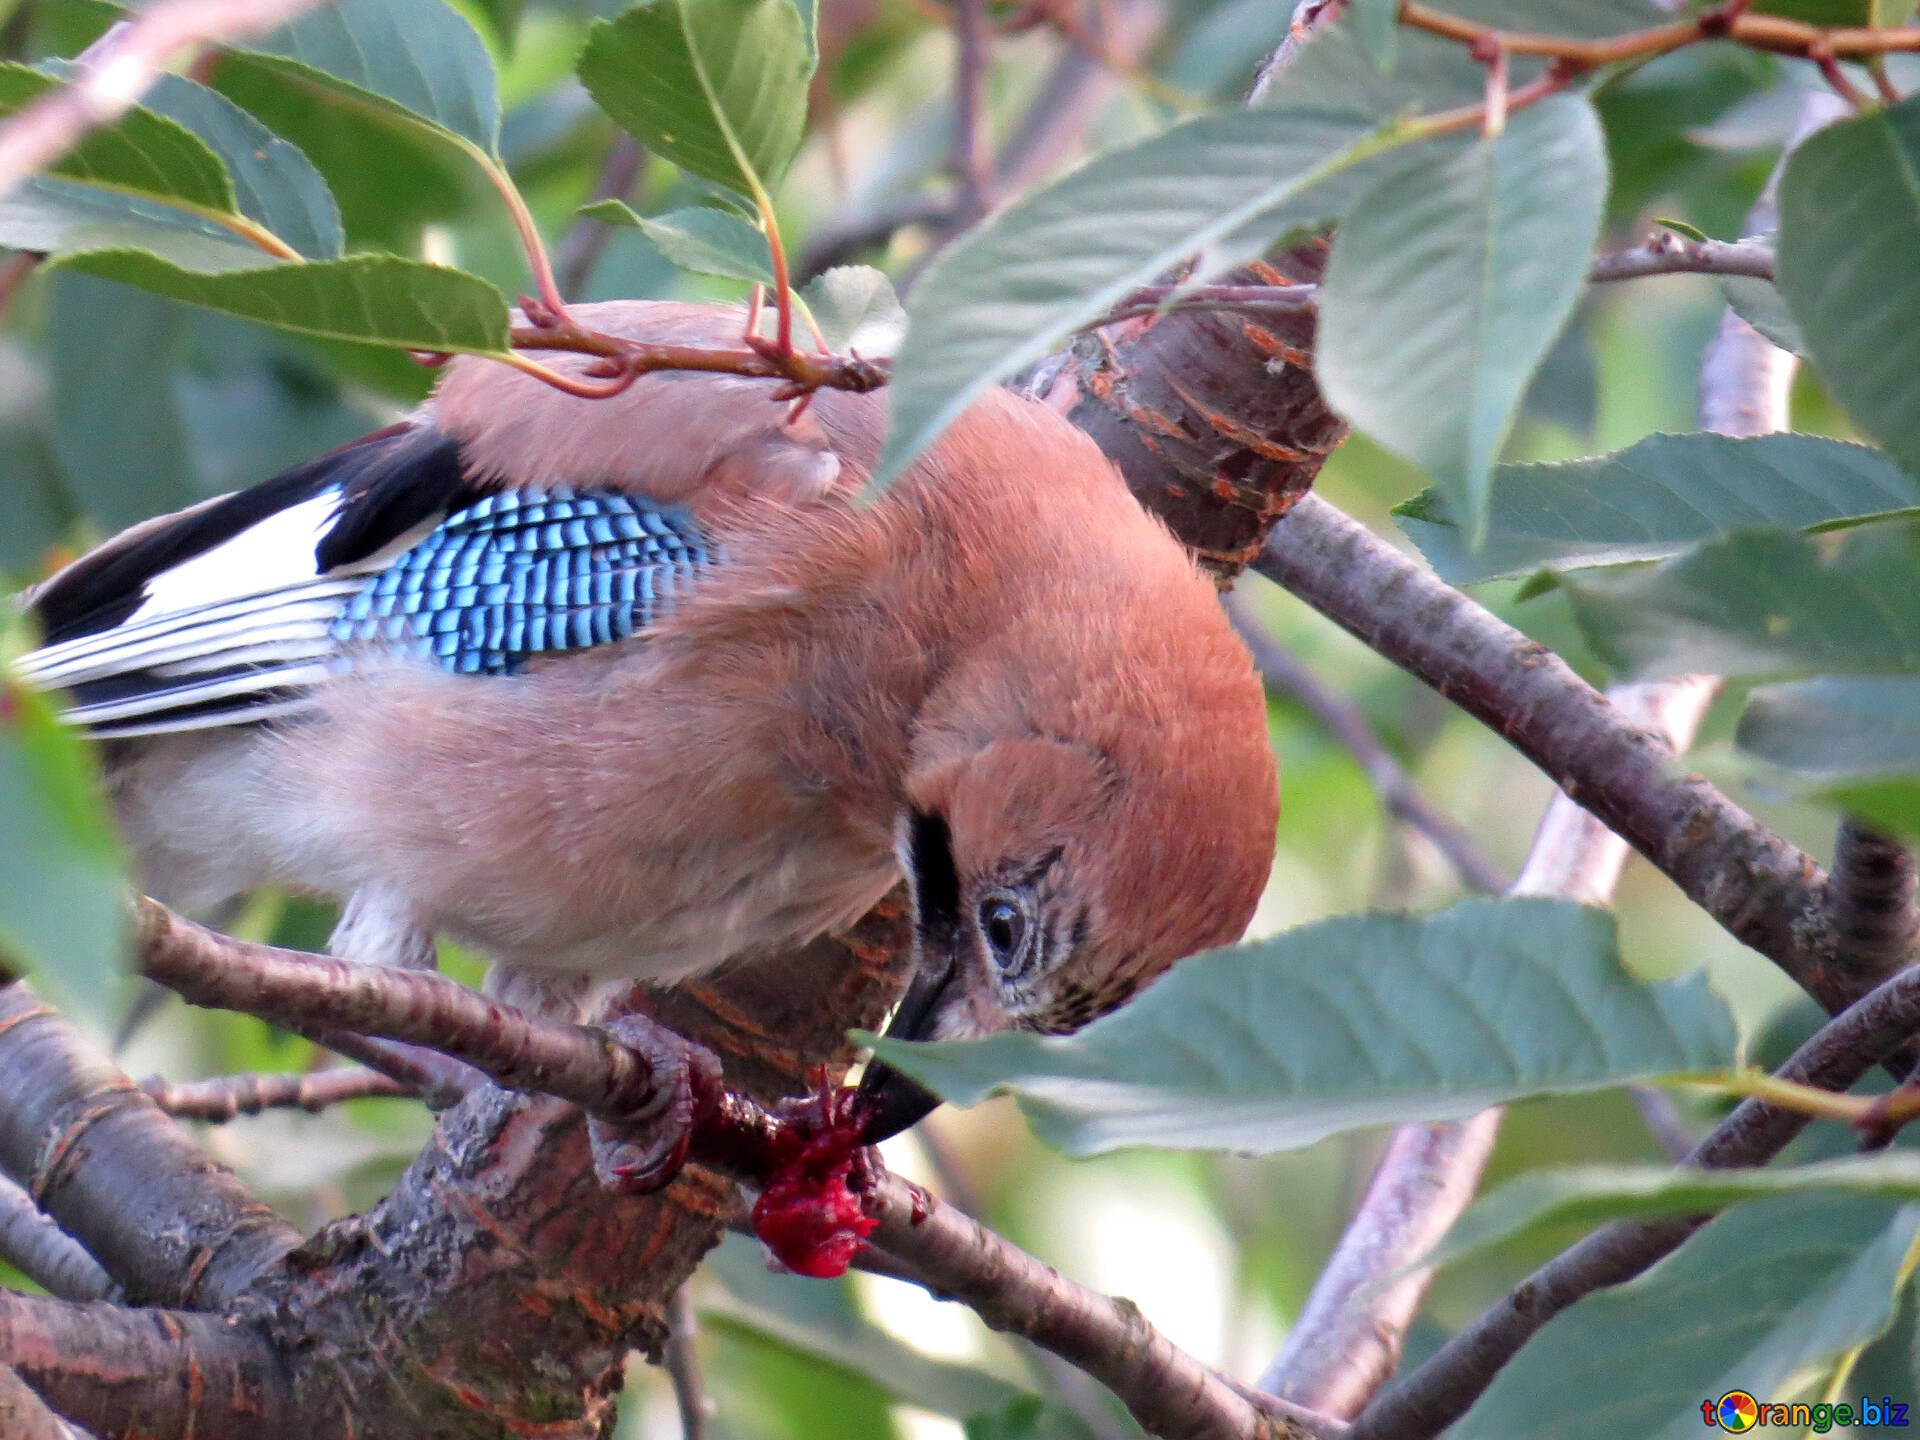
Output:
[[13, 299, 1279, 1158]]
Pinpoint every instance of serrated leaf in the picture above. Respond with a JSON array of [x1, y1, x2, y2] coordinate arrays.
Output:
[[1738, 676, 1920, 837], [0, 62, 233, 215], [1567, 519, 1920, 680], [802, 265, 902, 353], [1453, 1196, 1920, 1440], [1778, 94, 1920, 481], [867, 898, 1735, 1157], [585, 201, 774, 285], [1430, 1154, 1920, 1276], [241, 0, 502, 155], [133, 73, 342, 260], [1398, 433, 1920, 585], [1742, 674, 1920, 773], [578, 0, 814, 202], [61, 250, 508, 351], [0, 650, 129, 1037], [873, 23, 1420, 490], [0, 175, 262, 261], [1318, 94, 1608, 543]]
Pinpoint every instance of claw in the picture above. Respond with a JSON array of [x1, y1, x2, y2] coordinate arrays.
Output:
[[587, 1013, 722, 1195]]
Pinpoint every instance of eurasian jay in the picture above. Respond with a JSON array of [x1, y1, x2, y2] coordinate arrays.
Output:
[[14, 300, 1279, 1145]]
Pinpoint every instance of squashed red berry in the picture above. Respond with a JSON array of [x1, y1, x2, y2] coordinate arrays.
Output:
[[749, 1083, 878, 1279]]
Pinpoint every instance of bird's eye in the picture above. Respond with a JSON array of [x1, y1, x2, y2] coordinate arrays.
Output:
[[978, 894, 1029, 970]]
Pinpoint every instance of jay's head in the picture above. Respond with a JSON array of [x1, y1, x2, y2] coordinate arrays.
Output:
[[860, 527, 1280, 1140]]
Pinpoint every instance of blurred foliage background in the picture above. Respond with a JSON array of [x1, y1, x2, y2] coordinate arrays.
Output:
[[0, 0, 1908, 1436]]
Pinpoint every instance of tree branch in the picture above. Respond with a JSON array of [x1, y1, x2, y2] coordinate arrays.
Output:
[[1228, 592, 1505, 896], [131, 899, 1342, 1440], [0, 1176, 115, 1303], [0, 0, 325, 207], [1829, 821, 1920, 997], [863, 1177, 1345, 1440], [663, 1286, 711, 1440], [0, 1359, 90, 1440], [1253, 501, 1862, 1011], [950, 0, 995, 225], [555, 136, 646, 303], [141, 1065, 412, 1122], [1350, 956, 1920, 1440], [0, 1288, 289, 1440], [0, 983, 297, 1308]]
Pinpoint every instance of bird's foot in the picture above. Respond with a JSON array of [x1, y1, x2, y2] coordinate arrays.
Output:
[[750, 1072, 881, 1278], [587, 1013, 725, 1195]]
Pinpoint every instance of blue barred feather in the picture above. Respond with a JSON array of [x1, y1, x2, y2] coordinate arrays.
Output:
[[329, 488, 714, 676]]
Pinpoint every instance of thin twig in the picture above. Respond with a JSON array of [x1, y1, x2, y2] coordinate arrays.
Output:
[[1588, 233, 1774, 283], [0, 1176, 115, 1303], [1228, 594, 1505, 896], [950, 0, 995, 225], [314, 1029, 484, 1110], [555, 137, 646, 302], [1349, 959, 1920, 1440], [1400, 0, 1920, 64], [141, 1065, 412, 1122], [664, 1287, 712, 1440], [0, 0, 325, 207]]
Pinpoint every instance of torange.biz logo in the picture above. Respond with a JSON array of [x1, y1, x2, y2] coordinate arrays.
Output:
[[1701, 1390, 1909, 1432]]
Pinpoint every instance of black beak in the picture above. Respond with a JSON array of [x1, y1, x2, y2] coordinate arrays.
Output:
[[855, 957, 957, 1143]]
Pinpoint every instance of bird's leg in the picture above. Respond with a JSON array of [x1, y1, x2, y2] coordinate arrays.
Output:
[[330, 887, 438, 971], [587, 1009, 726, 1194]]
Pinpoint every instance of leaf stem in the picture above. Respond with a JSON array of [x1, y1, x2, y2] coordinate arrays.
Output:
[[474, 146, 570, 317]]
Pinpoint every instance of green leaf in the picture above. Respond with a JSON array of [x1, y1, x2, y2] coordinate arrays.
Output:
[[60, 250, 508, 352], [240, 0, 502, 155], [133, 73, 343, 259], [702, 1235, 1027, 1420], [0, 63, 233, 214], [578, 0, 814, 202], [1348, 0, 1399, 72], [0, 175, 261, 264], [1397, 433, 1920, 585], [1452, 1196, 1920, 1440], [1567, 519, 1920, 680], [1777, 94, 1920, 482], [1723, 275, 1805, 357], [965, 1397, 1096, 1440], [1737, 677, 1920, 837], [0, 649, 129, 1037], [873, 25, 1419, 490], [802, 264, 903, 352], [1431, 1154, 1920, 1276], [586, 201, 775, 285], [867, 898, 1736, 1157], [50, 271, 199, 529], [1317, 94, 1608, 543]]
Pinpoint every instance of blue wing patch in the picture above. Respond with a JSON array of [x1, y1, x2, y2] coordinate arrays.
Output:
[[329, 487, 715, 675]]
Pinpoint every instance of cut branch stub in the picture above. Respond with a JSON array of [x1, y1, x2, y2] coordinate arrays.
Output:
[[1047, 251, 1347, 578]]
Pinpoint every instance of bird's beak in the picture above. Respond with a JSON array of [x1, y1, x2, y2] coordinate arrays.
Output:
[[855, 955, 957, 1143]]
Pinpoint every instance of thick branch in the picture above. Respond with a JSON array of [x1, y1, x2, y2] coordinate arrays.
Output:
[[0, 983, 296, 1308], [0, 1361, 87, 1440], [0, 1288, 288, 1440], [0, 1177, 114, 1303], [1254, 501, 1859, 1010]]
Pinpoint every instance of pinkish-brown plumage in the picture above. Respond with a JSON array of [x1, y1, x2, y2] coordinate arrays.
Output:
[[22, 301, 1278, 1059]]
